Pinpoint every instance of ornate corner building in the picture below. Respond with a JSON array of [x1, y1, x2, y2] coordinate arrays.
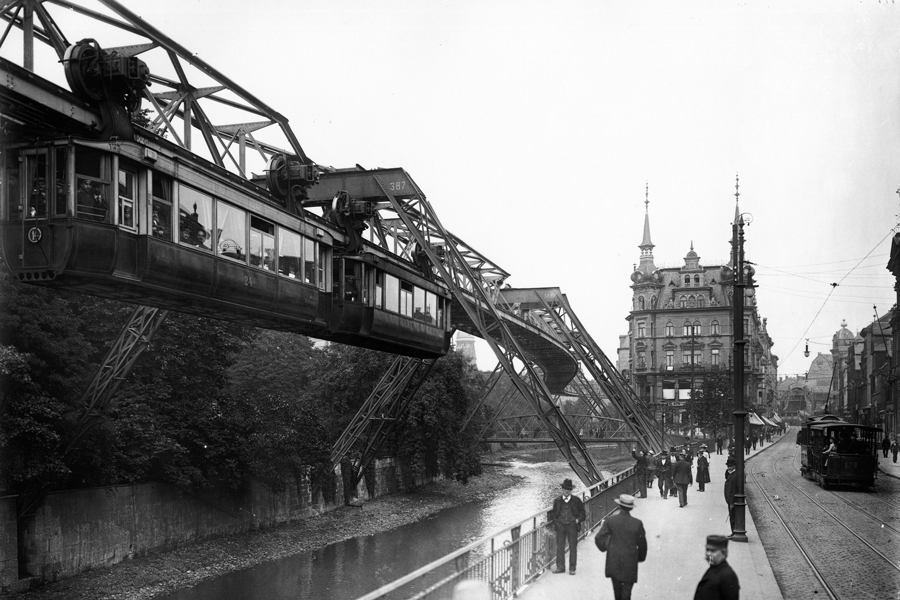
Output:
[[616, 183, 777, 434]]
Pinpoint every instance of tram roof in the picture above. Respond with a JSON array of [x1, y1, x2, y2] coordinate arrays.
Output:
[[806, 421, 882, 433]]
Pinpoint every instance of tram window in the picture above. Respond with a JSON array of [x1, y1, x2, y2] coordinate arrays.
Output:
[[217, 203, 246, 261], [436, 297, 445, 326], [303, 237, 318, 285], [54, 147, 68, 216], [374, 271, 384, 309], [278, 228, 302, 278], [317, 242, 326, 291], [250, 217, 275, 270], [413, 287, 426, 321], [400, 281, 413, 317], [118, 168, 137, 229], [425, 291, 436, 324], [75, 148, 104, 179], [178, 186, 213, 250], [384, 274, 400, 313], [152, 174, 173, 241]]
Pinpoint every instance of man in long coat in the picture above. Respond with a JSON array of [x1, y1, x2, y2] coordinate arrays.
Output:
[[630, 447, 649, 498], [594, 494, 647, 600], [549, 478, 586, 574], [672, 452, 693, 507], [693, 535, 740, 600], [723, 459, 737, 536]]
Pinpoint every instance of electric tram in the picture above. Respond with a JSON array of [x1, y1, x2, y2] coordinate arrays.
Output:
[[1, 40, 452, 360], [796, 414, 881, 488]]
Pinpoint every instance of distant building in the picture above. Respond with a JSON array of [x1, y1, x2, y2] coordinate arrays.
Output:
[[454, 331, 477, 364], [617, 181, 777, 435]]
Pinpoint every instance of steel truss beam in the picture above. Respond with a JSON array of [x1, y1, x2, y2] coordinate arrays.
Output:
[[504, 288, 666, 454], [329, 356, 436, 497]]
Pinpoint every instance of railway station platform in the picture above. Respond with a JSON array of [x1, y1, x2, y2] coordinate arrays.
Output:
[[515, 439, 785, 600]]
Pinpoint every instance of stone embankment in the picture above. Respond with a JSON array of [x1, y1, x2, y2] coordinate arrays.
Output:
[[4, 470, 523, 600]]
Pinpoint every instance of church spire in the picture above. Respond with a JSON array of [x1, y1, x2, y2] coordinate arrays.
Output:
[[733, 173, 741, 225]]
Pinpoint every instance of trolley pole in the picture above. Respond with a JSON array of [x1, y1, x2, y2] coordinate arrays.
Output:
[[731, 217, 749, 543]]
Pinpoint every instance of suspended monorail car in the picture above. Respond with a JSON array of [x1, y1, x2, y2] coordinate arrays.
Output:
[[796, 414, 881, 488], [0, 134, 452, 358]]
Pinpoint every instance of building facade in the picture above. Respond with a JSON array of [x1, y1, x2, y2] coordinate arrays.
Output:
[[617, 187, 777, 435]]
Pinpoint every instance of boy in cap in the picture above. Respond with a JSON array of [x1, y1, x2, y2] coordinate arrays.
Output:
[[549, 478, 586, 574], [594, 494, 648, 600], [693, 535, 740, 600]]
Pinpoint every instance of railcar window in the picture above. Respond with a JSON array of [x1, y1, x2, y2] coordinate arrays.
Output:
[[344, 262, 361, 301], [151, 174, 173, 241], [4, 150, 21, 220], [24, 152, 48, 219], [75, 148, 110, 222], [278, 228, 302, 279], [385, 274, 400, 313], [118, 168, 136, 229], [413, 287, 426, 321], [436, 297, 445, 326], [400, 281, 413, 317], [425, 291, 436, 324], [217, 203, 246, 261], [317, 242, 326, 291], [304, 237, 318, 286], [54, 147, 68, 216], [374, 271, 384, 309], [250, 217, 275, 270], [178, 186, 213, 250]]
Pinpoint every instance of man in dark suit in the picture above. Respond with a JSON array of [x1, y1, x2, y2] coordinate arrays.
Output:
[[594, 494, 647, 600], [723, 459, 737, 536], [549, 478, 585, 575], [693, 535, 740, 600], [654, 451, 673, 498], [673, 452, 693, 508]]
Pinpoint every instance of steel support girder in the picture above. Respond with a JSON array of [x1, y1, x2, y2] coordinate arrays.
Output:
[[529, 290, 664, 454], [369, 175, 603, 486], [329, 356, 436, 492], [67, 305, 169, 450]]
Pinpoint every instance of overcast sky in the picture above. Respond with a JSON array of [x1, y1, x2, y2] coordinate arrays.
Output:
[[8, 0, 899, 379]]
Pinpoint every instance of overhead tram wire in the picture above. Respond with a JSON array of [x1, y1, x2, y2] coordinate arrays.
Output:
[[777, 227, 896, 368]]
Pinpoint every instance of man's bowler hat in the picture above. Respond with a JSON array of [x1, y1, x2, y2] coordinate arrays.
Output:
[[561, 478, 574, 490]]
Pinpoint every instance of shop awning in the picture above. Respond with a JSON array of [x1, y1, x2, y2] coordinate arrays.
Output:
[[748, 413, 764, 426], [771, 414, 783, 423], [761, 416, 778, 427]]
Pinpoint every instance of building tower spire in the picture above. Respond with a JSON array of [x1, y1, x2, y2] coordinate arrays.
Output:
[[637, 181, 657, 274], [734, 173, 741, 225]]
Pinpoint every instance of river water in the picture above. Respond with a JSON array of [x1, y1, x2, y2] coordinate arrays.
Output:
[[159, 445, 628, 600]]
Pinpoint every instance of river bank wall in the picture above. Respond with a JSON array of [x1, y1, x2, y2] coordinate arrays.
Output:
[[1, 456, 436, 594]]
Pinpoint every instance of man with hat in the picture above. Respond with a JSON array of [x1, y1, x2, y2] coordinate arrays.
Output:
[[594, 494, 647, 600], [654, 450, 674, 499], [696, 444, 711, 492], [723, 459, 737, 537], [549, 478, 586, 574], [693, 535, 740, 600]]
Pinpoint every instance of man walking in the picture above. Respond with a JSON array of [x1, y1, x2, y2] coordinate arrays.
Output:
[[696, 445, 710, 492], [654, 451, 673, 499], [549, 478, 585, 575], [631, 446, 649, 498], [693, 535, 740, 600], [594, 494, 647, 600], [716, 434, 724, 455], [883, 436, 891, 458], [673, 452, 693, 507], [892, 438, 899, 464]]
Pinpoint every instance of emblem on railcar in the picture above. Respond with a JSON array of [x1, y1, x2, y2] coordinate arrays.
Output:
[[27, 227, 42, 243]]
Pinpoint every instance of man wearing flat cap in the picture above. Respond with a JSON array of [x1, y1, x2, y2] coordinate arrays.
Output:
[[594, 494, 647, 600], [549, 478, 586, 574], [693, 535, 740, 600]]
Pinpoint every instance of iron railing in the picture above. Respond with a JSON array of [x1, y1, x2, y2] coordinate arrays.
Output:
[[353, 466, 643, 600]]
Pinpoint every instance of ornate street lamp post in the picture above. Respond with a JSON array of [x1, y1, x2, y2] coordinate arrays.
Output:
[[731, 213, 749, 543]]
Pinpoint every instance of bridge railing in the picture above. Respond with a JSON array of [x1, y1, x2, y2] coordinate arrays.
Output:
[[353, 466, 641, 600]]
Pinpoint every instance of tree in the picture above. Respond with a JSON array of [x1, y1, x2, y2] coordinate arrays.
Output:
[[686, 372, 733, 437]]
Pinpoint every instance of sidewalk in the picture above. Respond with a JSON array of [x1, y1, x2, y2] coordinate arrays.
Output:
[[518, 437, 785, 600], [878, 448, 900, 480]]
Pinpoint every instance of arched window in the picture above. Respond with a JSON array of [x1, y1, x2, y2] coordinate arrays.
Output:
[[693, 320, 702, 335], [638, 296, 645, 310], [694, 275, 701, 285], [698, 295, 705, 308], [651, 295, 658, 309], [711, 320, 720, 335], [666, 322, 674, 336], [680, 296, 687, 308], [683, 321, 692, 336], [684, 275, 690, 286]]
